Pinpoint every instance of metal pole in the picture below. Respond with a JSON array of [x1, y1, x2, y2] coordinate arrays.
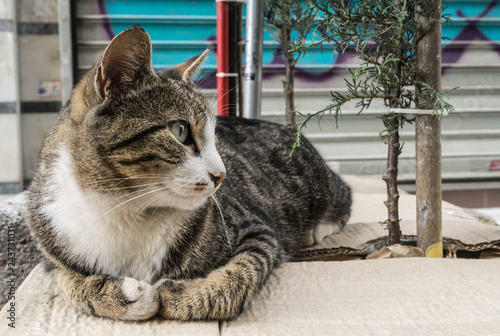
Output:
[[415, 0, 443, 258], [58, 0, 74, 104], [228, 2, 240, 117], [216, 1, 230, 116], [243, 0, 264, 119], [236, 4, 244, 117], [216, 0, 242, 117]]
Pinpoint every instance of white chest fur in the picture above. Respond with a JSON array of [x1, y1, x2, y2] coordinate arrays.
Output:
[[40, 146, 184, 283]]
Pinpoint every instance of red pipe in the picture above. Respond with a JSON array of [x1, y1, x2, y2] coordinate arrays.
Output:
[[216, 1, 230, 116]]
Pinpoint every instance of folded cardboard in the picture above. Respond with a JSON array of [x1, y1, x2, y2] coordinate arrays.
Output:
[[2, 264, 219, 336], [365, 243, 423, 259], [295, 175, 500, 260], [2, 175, 500, 335], [223, 258, 500, 336], [3, 259, 500, 336]]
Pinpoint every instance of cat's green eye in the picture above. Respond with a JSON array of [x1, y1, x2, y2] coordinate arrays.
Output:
[[170, 121, 190, 144]]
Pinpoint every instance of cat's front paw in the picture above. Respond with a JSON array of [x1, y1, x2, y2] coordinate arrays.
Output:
[[153, 278, 186, 301], [154, 278, 193, 319], [121, 277, 160, 320]]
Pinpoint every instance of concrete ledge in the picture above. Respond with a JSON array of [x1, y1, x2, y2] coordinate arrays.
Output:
[[0, 193, 42, 307]]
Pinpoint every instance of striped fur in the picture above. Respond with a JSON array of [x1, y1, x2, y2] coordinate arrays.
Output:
[[27, 27, 352, 321]]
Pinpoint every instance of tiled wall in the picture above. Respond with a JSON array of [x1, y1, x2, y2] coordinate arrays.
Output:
[[0, 0, 62, 192], [17, 0, 61, 185], [0, 0, 22, 193]]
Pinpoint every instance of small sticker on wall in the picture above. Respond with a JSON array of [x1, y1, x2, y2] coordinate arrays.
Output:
[[38, 81, 61, 99], [489, 160, 500, 171]]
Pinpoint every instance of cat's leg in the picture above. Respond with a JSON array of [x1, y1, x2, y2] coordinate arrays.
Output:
[[53, 266, 159, 320], [304, 172, 352, 247], [304, 213, 351, 246], [156, 227, 278, 320]]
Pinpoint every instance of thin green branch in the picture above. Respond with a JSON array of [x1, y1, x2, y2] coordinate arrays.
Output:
[[417, 82, 459, 118], [288, 0, 456, 152]]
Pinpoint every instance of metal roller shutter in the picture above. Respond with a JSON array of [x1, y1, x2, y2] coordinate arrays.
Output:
[[72, 0, 500, 184]]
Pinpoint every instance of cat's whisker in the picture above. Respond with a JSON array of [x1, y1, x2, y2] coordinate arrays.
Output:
[[97, 185, 172, 220], [132, 182, 186, 221], [100, 186, 160, 211], [194, 71, 215, 90], [208, 83, 219, 109], [217, 82, 242, 103], [133, 183, 182, 216], [162, 183, 193, 208], [143, 186, 183, 220], [216, 106, 239, 115], [103, 186, 157, 209], [149, 190, 173, 218], [216, 103, 238, 110], [114, 183, 167, 202], [209, 83, 242, 113], [133, 191, 167, 224], [207, 77, 240, 109], [212, 195, 232, 254], [161, 184, 191, 208], [97, 181, 165, 191], [111, 187, 169, 217], [110, 178, 133, 189], [83, 175, 167, 186], [108, 174, 167, 189]]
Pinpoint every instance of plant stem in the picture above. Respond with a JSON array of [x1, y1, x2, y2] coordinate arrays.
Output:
[[382, 118, 402, 245], [381, 0, 404, 245], [284, 60, 295, 127], [281, 0, 296, 127]]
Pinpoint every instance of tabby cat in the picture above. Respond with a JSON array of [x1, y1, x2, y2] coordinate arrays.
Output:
[[27, 27, 352, 321]]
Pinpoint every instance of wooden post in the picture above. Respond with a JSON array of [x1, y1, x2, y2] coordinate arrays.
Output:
[[415, 1, 443, 257]]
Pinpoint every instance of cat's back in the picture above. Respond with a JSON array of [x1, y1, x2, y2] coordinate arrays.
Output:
[[214, 116, 349, 254], [215, 116, 332, 189]]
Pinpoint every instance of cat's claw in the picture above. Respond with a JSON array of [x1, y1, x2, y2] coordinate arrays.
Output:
[[121, 278, 160, 321]]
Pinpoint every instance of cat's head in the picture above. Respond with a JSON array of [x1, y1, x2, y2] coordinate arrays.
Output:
[[66, 27, 226, 211]]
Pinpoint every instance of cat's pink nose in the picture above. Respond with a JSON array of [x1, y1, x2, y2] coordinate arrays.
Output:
[[209, 172, 226, 187]]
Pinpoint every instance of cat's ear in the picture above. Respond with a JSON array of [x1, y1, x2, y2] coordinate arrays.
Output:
[[159, 49, 209, 82], [95, 27, 154, 98]]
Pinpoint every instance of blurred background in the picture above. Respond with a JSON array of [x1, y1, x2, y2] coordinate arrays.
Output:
[[0, 0, 499, 210]]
